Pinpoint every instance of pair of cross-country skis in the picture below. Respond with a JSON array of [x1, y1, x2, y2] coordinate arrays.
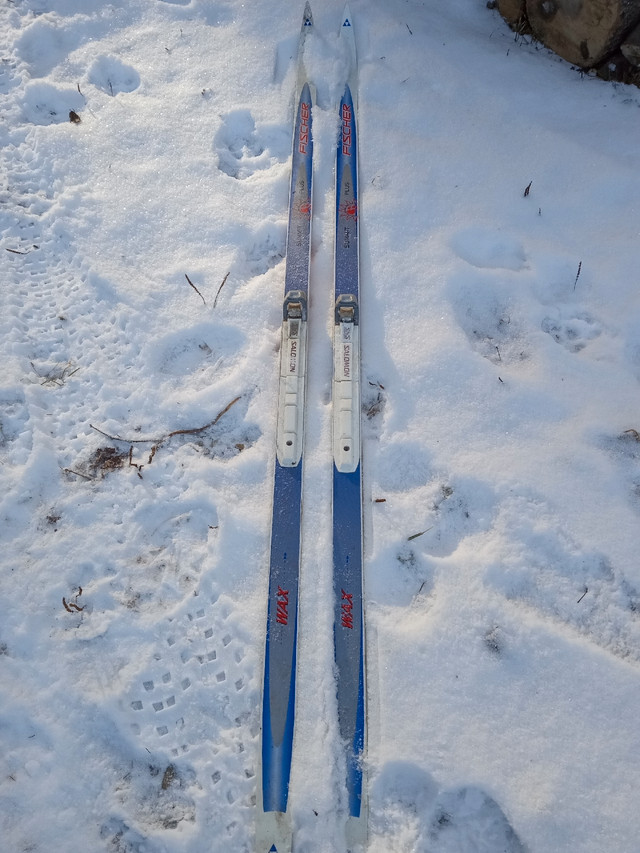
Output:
[[257, 5, 366, 853]]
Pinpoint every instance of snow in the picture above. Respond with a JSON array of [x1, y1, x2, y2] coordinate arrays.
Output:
[[1, 0, 640, 851]]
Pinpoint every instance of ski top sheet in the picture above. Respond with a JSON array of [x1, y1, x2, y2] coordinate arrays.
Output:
[[333, 6, 367, 851], [257, 5, 313, 853]]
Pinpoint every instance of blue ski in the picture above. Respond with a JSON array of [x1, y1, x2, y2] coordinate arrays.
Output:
[[333, 6, 367, 851], [257, 5, 314, 853]]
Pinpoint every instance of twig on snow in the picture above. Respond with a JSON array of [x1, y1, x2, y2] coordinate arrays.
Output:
[[90, 395, 242, 464], [62, 467, 95, 481], [213, 272, 230, 309], [573, 261, 582, 291], [407, 527, 433, 542], [185, 273, 206, 305]]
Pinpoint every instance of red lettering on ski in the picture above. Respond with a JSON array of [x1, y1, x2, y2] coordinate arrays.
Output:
[[341, 589, 354, 629], [342, 103, 352, 155], [276, 586, 289, 625], [299, 101, 310, 154]]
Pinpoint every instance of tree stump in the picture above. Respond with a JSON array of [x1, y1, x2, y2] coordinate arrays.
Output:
[[526, 0, 640, 68]]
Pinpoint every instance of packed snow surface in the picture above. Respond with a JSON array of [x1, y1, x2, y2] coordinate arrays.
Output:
[[2, 1, 640, 851]]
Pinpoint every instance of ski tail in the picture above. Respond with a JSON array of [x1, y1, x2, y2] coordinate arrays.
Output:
[[257, 5, 314, 853]]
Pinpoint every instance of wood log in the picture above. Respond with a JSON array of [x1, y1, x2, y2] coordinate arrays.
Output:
[[497, 0, 527, 26], [526, 0, 640, 68]]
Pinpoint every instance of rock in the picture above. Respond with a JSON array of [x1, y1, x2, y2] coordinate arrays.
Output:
[[621, 19, 640, 64], [497, 0, 527, 25], [526, 0, 640, 68]]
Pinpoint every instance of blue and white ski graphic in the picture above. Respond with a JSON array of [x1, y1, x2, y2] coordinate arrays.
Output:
[[257, 5, 314, 853], [333, 6, 367, 851]]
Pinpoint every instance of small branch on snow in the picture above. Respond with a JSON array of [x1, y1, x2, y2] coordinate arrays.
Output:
[[573, 261, 582, 291], [213, 272, 230, 309], [90, 424, 152, 444], [63, 587, 85, 613], [90, 395, 242, 464], [128, 446, 144, 479], [62, 467, 95, 481], [407, 527, 433, 542], [185, 273, 206, 305], [31, 360, 79, 387]]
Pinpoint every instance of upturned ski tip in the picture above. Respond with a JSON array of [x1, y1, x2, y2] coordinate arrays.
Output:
[[342, 4, 353, 29], [303, 2, 313, 27]]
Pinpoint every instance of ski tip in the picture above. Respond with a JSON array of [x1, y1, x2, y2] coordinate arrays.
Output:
[[342, 3, 353, 29], [303, 2, 313, 27]]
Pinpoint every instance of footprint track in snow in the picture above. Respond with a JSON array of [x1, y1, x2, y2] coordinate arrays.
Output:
[[450, 229, 607, 364], [215, 109, 287, 180], [370, 445, 497, 607], [598, 429, 640, 515], [2, 181, 143, 430], [113, 591, 256, 848], [21, 81, 85, 126], [244, 228, 285, 277], [541, 310, 602, 353], [124, 595, 252, 757], [0, 389, 32, 466], [1, 124, 183, 458], [148, 322, 243, 382], [15, 13, 95, 79], [371, 761, 526, 853], [2, 178, 85, 437], [451, 227, 527, 272], [374, 442, 497, 558], [485, 493, 640, 664], [87, 55, 141, 96], [448, 272, 530, 366]]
